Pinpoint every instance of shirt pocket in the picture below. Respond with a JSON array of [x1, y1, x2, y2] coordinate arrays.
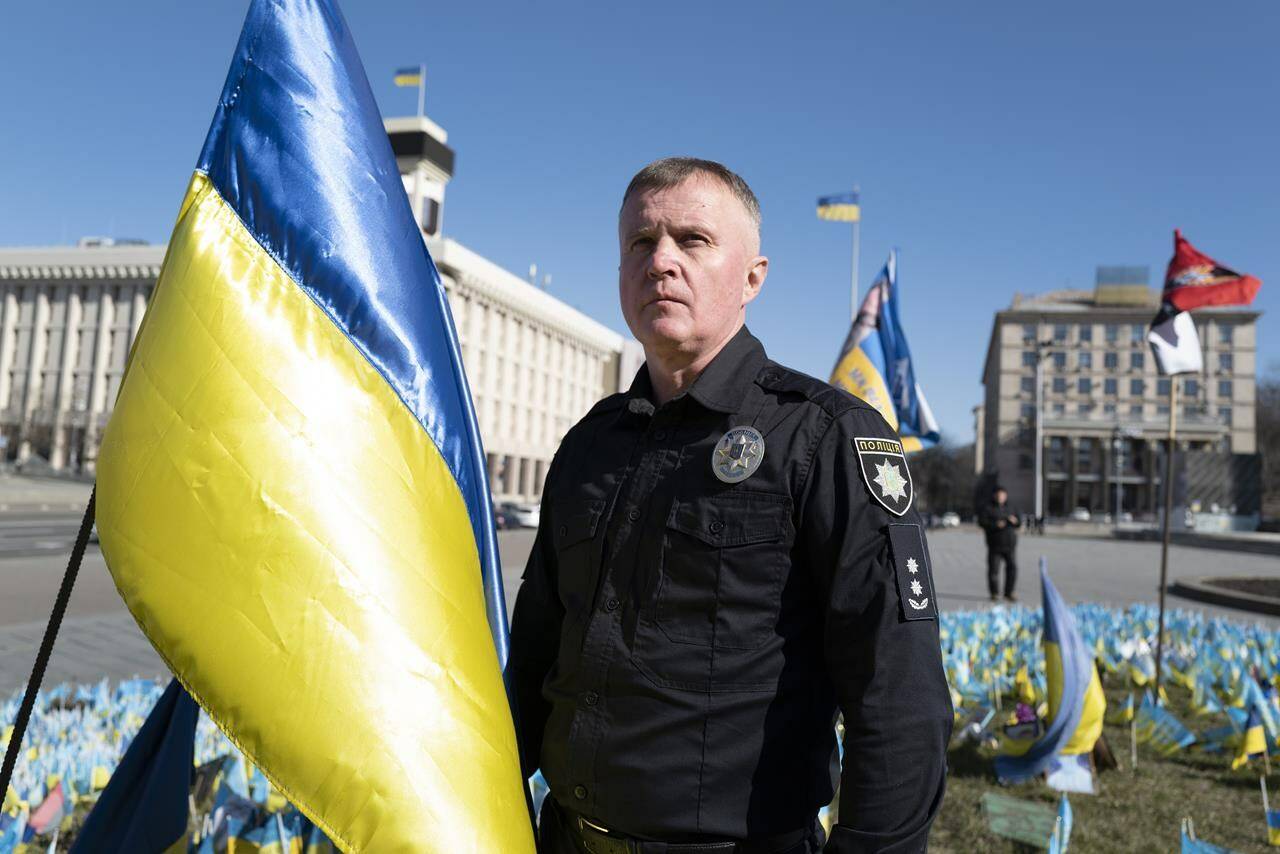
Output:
[[656, 491, 793, 650], [551, 498, 604, 616]]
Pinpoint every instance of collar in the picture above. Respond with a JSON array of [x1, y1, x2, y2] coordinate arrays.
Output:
[[625, 326, 767, 416]]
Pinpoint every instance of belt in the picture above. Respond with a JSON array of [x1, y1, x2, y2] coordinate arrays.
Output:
[[558, 801, 816, 854]]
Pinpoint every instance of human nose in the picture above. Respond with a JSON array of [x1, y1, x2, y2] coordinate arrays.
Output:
[[646, 236, 679, 280]]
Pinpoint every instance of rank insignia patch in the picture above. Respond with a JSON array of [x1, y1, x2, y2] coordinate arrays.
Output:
[[887, 523, 938, 620], [853, 437, 913, 516]]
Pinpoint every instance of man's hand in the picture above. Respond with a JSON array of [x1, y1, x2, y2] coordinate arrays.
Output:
[[996, 520, 1006, 528], [1008, 515, 1018, 525]]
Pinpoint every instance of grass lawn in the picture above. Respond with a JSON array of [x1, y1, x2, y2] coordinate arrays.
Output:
[[931, 683, 1277, 853]]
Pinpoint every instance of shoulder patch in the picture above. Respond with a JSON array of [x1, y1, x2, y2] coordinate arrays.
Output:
[[887, 523, 938, 620], [853, 437, 913, 516]]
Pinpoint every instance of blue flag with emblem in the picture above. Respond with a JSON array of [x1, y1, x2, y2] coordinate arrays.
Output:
[[829, 251, 940, 451]]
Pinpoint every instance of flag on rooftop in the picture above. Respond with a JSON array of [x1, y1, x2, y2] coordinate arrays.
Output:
[[995, 562, 1104, 782], [393, 65, 423, 87], [92, 0, 531, 850], [829, 252, 941, 451], [1162, 229, 1261, 311], [816, 191, 861, 222]]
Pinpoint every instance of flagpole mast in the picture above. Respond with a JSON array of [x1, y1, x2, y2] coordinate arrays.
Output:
[[850, 190, 861, 320], [417, 63, 425, 118], [1154, 378, 1179, 700]]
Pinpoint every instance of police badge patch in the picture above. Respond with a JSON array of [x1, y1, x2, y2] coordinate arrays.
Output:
[[852, 437, 913, 516], [887, 523, 938, 620], [712, 426, 765, 484]]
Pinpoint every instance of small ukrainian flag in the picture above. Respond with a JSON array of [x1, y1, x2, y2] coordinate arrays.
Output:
[[394, 65, 423, 87], [1268, 808, 1280, 846], [817, 191, 861, 222], [1232, 707, 1267, 770]]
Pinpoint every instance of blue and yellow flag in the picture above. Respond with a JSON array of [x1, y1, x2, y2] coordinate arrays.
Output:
[[1232, 707, 1267, 770], [93, 0, 531, 850], [816, 191, 861, 222], [393, 65, 423, 87], [829, 252, 941, 451], [1268, 809, 1280, 846], [995, 561, 1105, 781], [71, 679, 196, 853]]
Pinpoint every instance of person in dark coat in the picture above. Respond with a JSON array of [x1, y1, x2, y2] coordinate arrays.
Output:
[[978, 486, 1020, 602]]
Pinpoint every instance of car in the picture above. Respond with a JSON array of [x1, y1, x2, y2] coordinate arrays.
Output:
[[940, 512, 961, 528], [1069, 507, 1092, 522], [500, 502, 541, 529]]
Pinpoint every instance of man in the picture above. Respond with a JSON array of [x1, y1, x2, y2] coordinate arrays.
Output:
[[509, 158, 952, 854], [978, 486, 1020, 602]]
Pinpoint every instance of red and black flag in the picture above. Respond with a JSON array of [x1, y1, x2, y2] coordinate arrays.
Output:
[[1162, 229, 1261, 311]]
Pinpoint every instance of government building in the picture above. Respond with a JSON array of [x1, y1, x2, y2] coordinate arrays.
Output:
[[977, 269, 1261, 522], [0, 115, 632, 504]]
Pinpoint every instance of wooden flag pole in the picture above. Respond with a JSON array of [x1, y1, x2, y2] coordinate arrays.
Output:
[[1261, 774, 1270, 821], [1154, 379, 1179, 700]]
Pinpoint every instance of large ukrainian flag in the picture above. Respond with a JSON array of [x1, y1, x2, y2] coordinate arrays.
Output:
[[93, 1, 533, 851], [995, 560, 1105, 782], [829, 251, 940, 451]]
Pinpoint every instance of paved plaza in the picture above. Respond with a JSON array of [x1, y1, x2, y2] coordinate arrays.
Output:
[[1, 478, 1277, 696]]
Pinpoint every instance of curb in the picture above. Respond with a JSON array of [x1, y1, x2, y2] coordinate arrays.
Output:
[[1169, 577, 1280, 617]]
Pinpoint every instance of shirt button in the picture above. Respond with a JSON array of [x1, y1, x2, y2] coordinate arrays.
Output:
[[627, 508, 640, 522], [584, 691, 599, 706], [558, 525, 567, 538], [654, 429, 668, 441], [605, 597, 620, 612], [574, 785, 588, 800], [709, 519, 726, 535]]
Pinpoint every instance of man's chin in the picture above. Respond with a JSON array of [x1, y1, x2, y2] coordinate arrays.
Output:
[[636, 319, 695, 352]]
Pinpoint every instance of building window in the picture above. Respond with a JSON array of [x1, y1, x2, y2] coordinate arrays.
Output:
[[1183, 405, 1199, 418], [1078, 377, 1092, 394], [1078, 402, 1093, 416], [1157, 378, 1171, 396], [1106, 324, 1119, 343], [1078, 440, 1094, 470], [1157, 405, 1170, 416], [1052, 403, 1066, 416], [1218, 380, 1232, 399], [1048, 437, 1068, 472], [1130, 323, 1144, 344], [1052, 352, 1066, 370], [1219, 323, 1233, 345], [1054, 323, 1068, 341], [1078, 352, 1092, 369], [1130, 404, 1144, 418], [1104, 403, 1116, 415], [1219, 407, 1233, 425], [1021, 403, 1035, 420], [1104, 352, 1118, 370], [1130, 379, 1145, 396], [1021, 376, 1035, 393], [1219, 353, 1233, 372], [1105, 378, 1118, 395], [1079, 325, 1093, 343], [1131, 352, 1145, 371], [1052, 377, 1067, 394], [1184, 378, 1199, 396], [1022, 350, 1036, 367], [1022, 323, 1036, 341]]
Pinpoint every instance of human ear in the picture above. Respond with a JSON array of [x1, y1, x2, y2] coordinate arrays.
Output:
[[742, 256, 768, 306]]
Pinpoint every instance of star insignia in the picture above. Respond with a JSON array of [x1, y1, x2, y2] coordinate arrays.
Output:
[[873, 460, 909, 503], [907, 557, 919, 574], [715, 434, 759, 473], [910, 579, 924, 596]]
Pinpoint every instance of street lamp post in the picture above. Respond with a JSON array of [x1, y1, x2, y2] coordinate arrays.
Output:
[[1033, 338, 1054, 524]]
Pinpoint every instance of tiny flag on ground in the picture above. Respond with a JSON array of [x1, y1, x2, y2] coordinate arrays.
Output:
[[1231, 706, 1267, 771], [26, 780, 64, 837], [817, 191, 861, 222], [1268, 809, 1280, 847]]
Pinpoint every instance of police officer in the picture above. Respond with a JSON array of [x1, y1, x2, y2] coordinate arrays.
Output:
[[978, 486, 1020, 602], [509, 158, 952, 854]]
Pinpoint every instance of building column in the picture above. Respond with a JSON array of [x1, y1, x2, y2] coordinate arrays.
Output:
[[18, 287, 51, 463], [503, 454, 518, 499], [82, 288, 115, 473], [1066, 437, 1079, 513], [0, 289, 18, 421], [1101, 439, 1112, 517], [50, 286, 83, 471]]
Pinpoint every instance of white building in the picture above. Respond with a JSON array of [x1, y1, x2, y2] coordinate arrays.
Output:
[[0, 115, 629, 503]]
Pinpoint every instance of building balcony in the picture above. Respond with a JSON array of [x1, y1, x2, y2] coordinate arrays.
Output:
[[1040, 411, 1226, 439]]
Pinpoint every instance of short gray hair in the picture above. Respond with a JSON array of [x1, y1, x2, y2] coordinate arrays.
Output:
[[621, 157, 761, 230]]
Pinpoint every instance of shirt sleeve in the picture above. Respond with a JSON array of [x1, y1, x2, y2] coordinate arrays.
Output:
[[798, 408, 953, 854], [508, 456, 565, 781]]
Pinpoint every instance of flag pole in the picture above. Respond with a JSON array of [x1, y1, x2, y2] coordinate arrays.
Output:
[[416, 63, 425, 118], [1154, 379, 1179, 700], [850, 201, 860, 321]]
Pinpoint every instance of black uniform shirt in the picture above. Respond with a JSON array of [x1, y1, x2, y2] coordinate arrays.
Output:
[[509, 327, 952, 852]]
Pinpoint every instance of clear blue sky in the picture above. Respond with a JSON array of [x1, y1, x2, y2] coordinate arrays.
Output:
[[2, 1, 1276, 444]]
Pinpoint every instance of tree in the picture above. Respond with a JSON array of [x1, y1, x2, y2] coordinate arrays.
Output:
[[911, 442, 976, 516], [1258, 363, 1280, 523]]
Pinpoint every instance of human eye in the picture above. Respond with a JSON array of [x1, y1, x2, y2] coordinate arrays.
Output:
[[628, 235, 654, 251]]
